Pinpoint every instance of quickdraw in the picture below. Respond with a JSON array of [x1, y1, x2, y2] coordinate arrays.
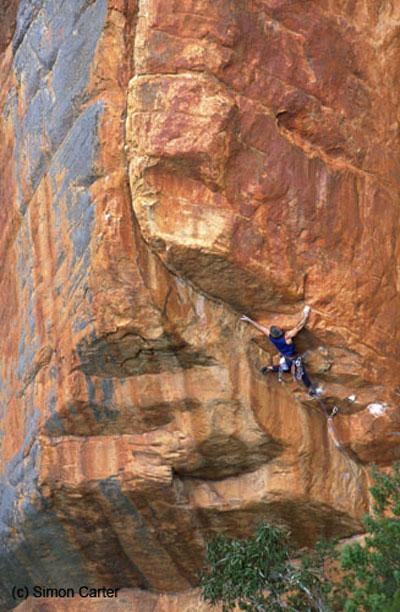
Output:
[[315, 397, 346, 450], [292, 356, 304, 382]]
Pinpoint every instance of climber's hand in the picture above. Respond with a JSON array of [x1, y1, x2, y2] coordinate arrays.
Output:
[[240, 315, 250, 322], [286, 307, 310, 339]]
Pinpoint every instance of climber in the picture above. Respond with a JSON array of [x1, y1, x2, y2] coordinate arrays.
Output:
[[240, 306, 321, 397]]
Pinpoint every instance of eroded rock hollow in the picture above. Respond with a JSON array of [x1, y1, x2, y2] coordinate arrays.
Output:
[[1, 0, 400, 609]]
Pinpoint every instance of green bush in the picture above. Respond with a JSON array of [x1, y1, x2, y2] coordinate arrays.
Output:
[[200, 464, 400, 612], [200, 522, 338, 611]]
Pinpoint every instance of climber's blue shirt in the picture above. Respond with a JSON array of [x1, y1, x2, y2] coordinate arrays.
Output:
[[269, 334, 297, 358]]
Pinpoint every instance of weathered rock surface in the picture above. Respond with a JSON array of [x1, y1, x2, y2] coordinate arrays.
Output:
[[1, 0, 400, 610]]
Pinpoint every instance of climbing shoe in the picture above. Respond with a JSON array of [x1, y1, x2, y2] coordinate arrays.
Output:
[[260, 366, 273, 375], [308, 384, 321, 398]]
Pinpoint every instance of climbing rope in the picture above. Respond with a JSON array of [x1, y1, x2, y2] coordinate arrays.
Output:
[[316, 397, 343, 449], [313, 396, 363, 466]]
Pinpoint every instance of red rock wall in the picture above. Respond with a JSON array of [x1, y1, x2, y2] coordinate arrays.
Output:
[[128, 0, 400, 461], [1, 0, 400, 610]]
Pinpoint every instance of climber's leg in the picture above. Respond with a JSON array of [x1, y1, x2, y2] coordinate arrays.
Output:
[[260, 365, 280, 374], [261, 357, 292, 376], [300, 365, 312, 389], [293, 358, 320, 396], [290, 357, 311, 389]]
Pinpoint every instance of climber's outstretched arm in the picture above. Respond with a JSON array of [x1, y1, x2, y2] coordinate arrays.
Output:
[[240, 315, 270, 336], [285, 306, 311, 340]]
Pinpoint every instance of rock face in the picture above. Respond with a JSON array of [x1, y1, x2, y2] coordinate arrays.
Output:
[[1, 0, 400, 609]]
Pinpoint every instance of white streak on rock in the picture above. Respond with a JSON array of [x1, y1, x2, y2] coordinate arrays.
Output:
[[367, 403, 387, 416]]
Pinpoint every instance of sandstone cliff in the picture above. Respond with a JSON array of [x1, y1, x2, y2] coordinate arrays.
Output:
[[1, 1, 399, 610]]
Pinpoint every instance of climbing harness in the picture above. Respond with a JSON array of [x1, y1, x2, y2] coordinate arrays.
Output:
[[276, 354, 304, 383]]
